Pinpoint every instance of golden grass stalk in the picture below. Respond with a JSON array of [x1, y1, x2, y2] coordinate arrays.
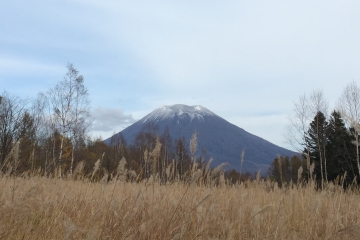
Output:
[[1, 176, 360, 239]]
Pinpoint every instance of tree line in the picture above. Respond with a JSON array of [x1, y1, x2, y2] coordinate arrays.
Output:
[[0, 64, 91, 177], [5, 64, 360, 187], [0, 64, 234, 184], [269, 82, 360, 188]]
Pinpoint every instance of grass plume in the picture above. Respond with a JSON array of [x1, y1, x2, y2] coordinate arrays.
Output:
[[1, 173, 360, 239]]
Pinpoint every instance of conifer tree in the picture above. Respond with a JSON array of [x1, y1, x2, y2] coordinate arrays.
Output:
[[327, 111, 356, 183], [305, 111, 328, 186], [175, 137, 190, 180]]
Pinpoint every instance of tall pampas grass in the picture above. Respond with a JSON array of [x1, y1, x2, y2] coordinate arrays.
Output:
[[190, 132, 198, 182], [2, 137, 360, 239], [72, 160, 85, 180], [116, 157, 127, 181], [91, 159, 101, 180], [1, 170, 360, 239], [150, 137, 161, 182]]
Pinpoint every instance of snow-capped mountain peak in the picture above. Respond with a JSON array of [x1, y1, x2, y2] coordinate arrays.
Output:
[[105, 103, 297, 173], [142, 104, 216, 123]]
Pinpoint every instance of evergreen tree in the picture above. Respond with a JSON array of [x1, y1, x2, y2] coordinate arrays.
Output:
[[290, 155, 305, 183], [268, 155, 306, 187], [175, 137, 190, 180], [326, 111, 356, 183], [305, 111, 328, 185], [133, 123, 159, 178]]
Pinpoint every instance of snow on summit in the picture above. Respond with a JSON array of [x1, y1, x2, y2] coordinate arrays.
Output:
[[106, 103, 297, 173], [142, 104, 216, 123]]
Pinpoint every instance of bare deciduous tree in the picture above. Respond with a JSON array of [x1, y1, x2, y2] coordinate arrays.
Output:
[[309, 90, 329, 118], [286, 89, 329, 182], [286, 94, 310, 152], [309, 90, 329, 182], [337, 81, 360, 176], [49, 64, 91, 177], [0, 91, 28, 166]]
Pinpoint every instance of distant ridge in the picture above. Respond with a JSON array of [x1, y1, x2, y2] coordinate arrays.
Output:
[[105, 104, 297, 173]]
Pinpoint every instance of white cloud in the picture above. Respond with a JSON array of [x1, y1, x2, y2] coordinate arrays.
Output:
[[90, 107, 136, 132]]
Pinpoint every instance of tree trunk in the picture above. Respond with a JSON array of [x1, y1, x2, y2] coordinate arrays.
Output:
[[52, 132, 56, 172], [356, 133, 360, 177], [58, 134, 64, 178], [70, 145, 74, 177], [316, 117, 324, 188], [323, 147, 328, 182]]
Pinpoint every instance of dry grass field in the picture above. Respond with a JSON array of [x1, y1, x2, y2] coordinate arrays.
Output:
[[1, 175, 360, 240]]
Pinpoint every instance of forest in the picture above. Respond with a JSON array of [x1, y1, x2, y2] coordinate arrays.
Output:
[[2, 64, 360, 189]]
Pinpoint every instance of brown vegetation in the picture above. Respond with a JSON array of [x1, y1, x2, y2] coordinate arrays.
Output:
[[2, 67, 360, 239], [1, 174, 360, 239]]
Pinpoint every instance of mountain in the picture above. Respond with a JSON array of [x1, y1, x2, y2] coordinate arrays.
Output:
[[105, 104, 297, 174]]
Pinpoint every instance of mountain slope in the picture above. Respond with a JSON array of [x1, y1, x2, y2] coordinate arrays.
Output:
[[105, 104, 297, 173]]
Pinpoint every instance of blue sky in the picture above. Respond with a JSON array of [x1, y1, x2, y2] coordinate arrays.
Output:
[[1, 1, 360, 149]]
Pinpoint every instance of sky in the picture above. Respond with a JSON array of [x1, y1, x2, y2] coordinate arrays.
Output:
[[1, 1, 360, 150]]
